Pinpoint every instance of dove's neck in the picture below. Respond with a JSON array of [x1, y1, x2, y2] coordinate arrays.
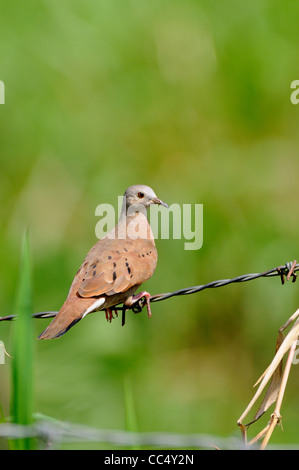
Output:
[[114, 203, 154, 241]]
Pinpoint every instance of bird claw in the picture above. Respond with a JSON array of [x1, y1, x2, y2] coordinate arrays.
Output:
[[131, 291, 152, 318], [105, 308, 118, 323]]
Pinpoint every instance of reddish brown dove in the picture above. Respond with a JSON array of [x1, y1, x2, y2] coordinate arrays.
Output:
[[38, 185, 168, 339]]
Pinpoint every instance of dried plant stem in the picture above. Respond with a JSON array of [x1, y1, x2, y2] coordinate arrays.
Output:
[[248, 424, 269, 446], [237, 308, 299, 449], [260, 338, 298, 450]]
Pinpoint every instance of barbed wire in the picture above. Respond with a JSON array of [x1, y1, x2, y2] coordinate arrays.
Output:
[[0, 260, 297, 323], [149, 260, 298, 304], [0, 419, 243, 450], [0, 417, 298, 450]]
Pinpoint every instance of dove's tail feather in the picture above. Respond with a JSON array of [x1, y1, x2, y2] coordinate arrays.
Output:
[[38, 315, 81, 339], [38, 305, 83, 339], [38, 297, 105, 340]]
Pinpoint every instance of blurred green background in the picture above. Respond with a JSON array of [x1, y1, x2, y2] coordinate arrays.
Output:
[[1, 0, 299, 449]]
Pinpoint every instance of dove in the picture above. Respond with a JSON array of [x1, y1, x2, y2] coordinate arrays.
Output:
[[38, 185, 168, 339]]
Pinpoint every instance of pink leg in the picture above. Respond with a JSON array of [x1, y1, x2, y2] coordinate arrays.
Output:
[[113, 308, 118, 318], [105, 308, 114, 323], [131, 291, 152, 318]]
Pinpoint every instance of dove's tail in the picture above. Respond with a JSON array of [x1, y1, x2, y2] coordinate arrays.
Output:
[[38, 297, 105, 339], [38, 304, 82, 339]]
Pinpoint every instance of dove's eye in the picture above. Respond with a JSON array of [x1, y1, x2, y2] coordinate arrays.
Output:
[[137, 192, 145, 198]]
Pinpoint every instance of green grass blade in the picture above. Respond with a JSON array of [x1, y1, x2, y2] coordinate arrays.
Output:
[[124, 377, 140, 450], [10, 230, 35, 450]]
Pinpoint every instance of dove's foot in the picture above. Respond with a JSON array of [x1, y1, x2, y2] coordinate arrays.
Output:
[[131, 291, 152, 318], [105, 308, 118, 322]]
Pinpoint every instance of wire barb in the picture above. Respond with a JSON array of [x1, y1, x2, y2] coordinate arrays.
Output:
[[0, 261, 298, 322]]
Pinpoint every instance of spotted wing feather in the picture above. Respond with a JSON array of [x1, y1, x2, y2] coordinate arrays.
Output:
[[78, 239, 157, 298]]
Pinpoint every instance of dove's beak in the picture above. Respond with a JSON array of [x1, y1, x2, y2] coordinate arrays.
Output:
[[152, 198, 169, 209]]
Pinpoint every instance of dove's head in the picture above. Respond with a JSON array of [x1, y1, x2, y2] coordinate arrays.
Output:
[[123, 185, 168, 212]]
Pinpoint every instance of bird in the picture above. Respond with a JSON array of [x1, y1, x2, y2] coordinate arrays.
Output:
[[38, 185, 168, 339]]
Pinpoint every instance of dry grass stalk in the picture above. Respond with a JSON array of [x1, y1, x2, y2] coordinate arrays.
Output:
[[237, 308, 299, 449]]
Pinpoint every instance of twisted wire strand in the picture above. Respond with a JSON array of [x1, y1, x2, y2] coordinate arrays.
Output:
[[150, 261, 298, 304], [0, 261, 297, 322]]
